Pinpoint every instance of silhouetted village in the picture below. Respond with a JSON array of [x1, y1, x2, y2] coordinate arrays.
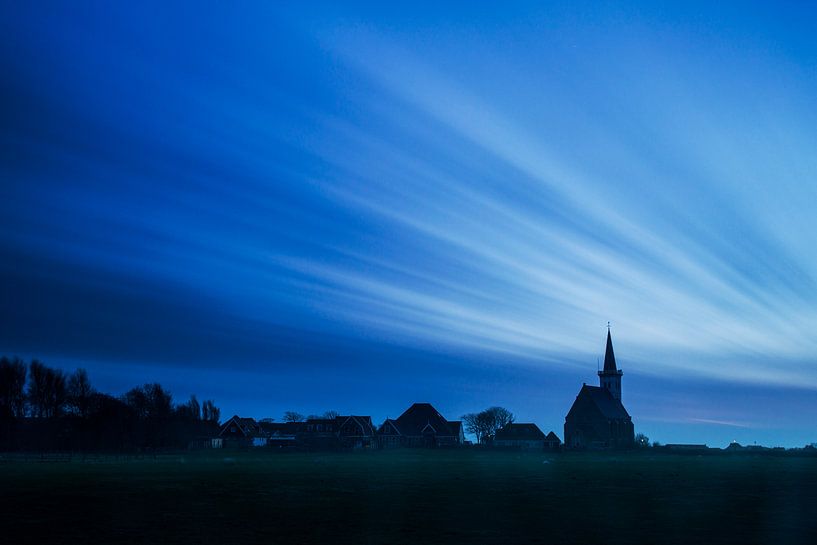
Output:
[[1, 332, 813, 455]]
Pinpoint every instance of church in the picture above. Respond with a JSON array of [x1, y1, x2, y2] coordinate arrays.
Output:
[[564, 328, 635, 449]]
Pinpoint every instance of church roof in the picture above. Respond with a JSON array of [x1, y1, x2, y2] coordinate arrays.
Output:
[[603, 329, 618, 372], [568, 385, 631, 420]]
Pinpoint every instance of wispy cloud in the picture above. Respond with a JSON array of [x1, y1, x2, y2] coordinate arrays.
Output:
[[687, 418, 755, 429]]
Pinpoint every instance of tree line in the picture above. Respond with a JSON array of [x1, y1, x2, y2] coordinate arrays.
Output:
[[0, 356, 220, 452]]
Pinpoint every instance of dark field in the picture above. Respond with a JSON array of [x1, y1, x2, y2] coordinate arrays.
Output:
[[2, 450, 816, 544]]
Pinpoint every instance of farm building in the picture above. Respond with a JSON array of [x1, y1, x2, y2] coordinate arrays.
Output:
[[378, 403, 465, 448], [299, 415, 377, 449], [494, 423, 547, 449]]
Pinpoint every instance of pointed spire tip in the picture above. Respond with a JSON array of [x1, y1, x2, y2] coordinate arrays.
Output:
[[602, 325, 617, 373]]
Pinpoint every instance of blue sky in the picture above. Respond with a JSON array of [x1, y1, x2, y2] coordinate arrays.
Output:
[[2, 2, 816, 446]]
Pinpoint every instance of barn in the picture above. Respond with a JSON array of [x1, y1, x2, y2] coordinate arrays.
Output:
[[493, 423, 547, 450], [378, 403, 464, 448]]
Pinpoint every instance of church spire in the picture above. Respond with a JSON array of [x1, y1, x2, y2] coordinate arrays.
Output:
[[598, 325, 623, 401], [603, 327, 617, 373]]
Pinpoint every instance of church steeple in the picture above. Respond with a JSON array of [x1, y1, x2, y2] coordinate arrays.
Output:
[[603, 327, 617, 372], [598, 325, 623, 401]]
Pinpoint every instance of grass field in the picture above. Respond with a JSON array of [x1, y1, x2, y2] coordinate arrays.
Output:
[[2, 449, 816, 544]]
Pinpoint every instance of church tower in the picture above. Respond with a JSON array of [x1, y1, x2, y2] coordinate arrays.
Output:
[[598, 326, 623, 401]]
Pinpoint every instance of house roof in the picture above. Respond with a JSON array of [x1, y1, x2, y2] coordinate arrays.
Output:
[[391, 403, 456, 437], [336, 415, 376, 436], [379, 418, 401, 435], [545, 431, 562, 443], [567, 385, 631, 421], [495, 423, 546, 441], [220, 415, 261, 437]]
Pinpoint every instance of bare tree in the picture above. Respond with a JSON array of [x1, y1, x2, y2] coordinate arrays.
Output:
[[27, 360, 48, 417], [174, 395, 201, 420], [475, 411, 496, 443], [146, 383, 172, 419], [47, 367, 68, 418], [187, 395, 201, 420], [635, 433, 650, 448], [462, 413, 483, 444], [67, 368, 94, 417], [123, 386, 148, 419], [123, 383, 172, 419], [27, 360, 67, 418], [201, 399, 220, 424], [485, 406, 515, 432], [463, 407, 515, 444], [0, 356, 27, 418], [283, 411, 305, 422], [307, 411, 339, 420]]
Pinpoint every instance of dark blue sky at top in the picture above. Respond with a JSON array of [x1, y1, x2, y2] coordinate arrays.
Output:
[[2, 2, 816, 446]]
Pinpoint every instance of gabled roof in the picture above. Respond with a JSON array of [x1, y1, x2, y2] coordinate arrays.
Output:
[[567, 385, 631, 420], [603, 329, 618, 373], [379, 418, 402, 436], [391, 403, 456, 437], [545, 431, 562, 443], [220, 415, 262, 437], [336, 415, 376, 436], [494, 423, 546, 441]]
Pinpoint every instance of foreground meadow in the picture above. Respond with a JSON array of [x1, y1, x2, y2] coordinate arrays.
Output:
[[1, 449, 816, 544]]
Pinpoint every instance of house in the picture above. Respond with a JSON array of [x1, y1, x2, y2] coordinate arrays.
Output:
[[298, 415, 377, 449], [219, 415, 265, 447], [258, 421, 300, 448], [218, 414, 377, 450], [335, 415, 377, 448], [544, 431, 562, 451], [298, 417, 337, 449], [493, 423, 546, 450], [564, 329, 635, 449], [378, 403, 464, 448]]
